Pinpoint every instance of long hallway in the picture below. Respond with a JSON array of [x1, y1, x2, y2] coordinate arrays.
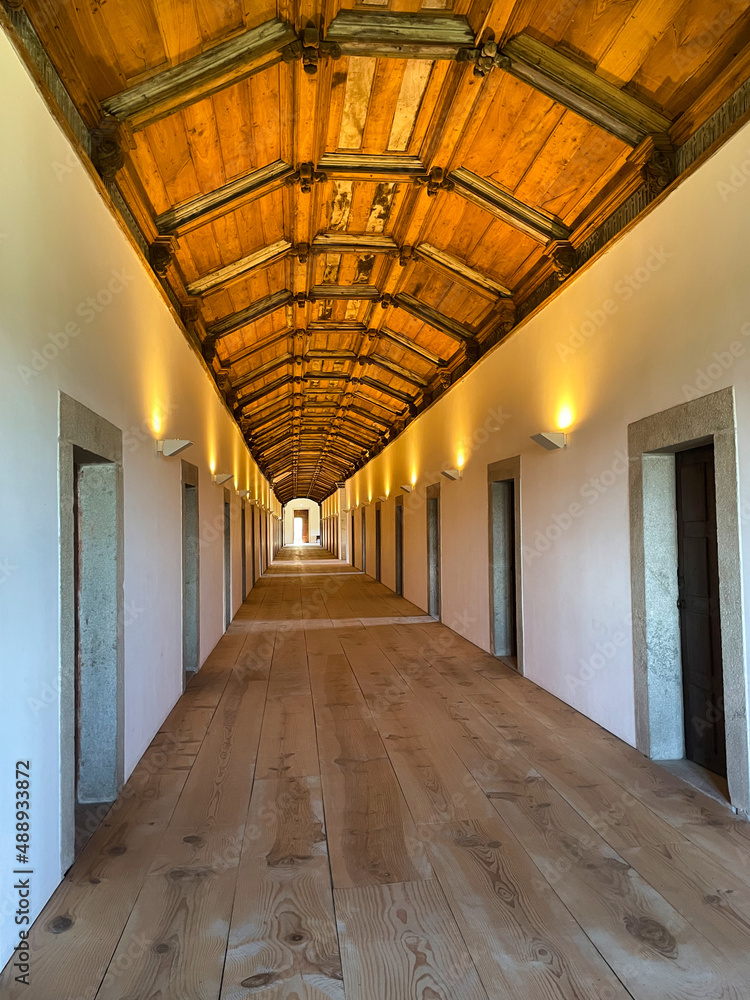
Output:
[[6, 546, 750, 998]]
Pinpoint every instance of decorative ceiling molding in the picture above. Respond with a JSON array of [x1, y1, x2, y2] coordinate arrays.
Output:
[[449, 167, 569, 243], [326, 10, 475, 60], [187, 240, 292, 296]]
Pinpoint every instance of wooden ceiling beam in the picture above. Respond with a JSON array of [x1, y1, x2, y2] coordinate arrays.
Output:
[[231, 354, 294, 393], [318, 153, 426, 182], [224, 329, 292, 368], [242, 395, 293, 427], [102, 18, 297, 131], [236, 374, 293, 408], [206, 290, 293, 343], [311, 233, 400, 256], [379, 327, 446, 366], [187, 240, 292, 296], [310, 284, 381, 301], [349, 405, 391, 431], [326, 10, 475, 60], [449, 167, 569, 244], [247, 409, 294, 438], [413, 243, 512, 298], [363, 355, 429, 389], [359, 376, 416, 406], [499, 34, 672, 147], [155, 160, 295, 237], [393, 292, 475, 345]]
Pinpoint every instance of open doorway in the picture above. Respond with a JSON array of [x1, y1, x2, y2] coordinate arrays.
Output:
[[182, 461, 200, 685], [629, 389, 746, 810], [395, 496, 404, 596], [375, 504, 382, 582], [488, 457, 523, 672], [676, 445, 726, 776], [351, 513, 356, 565], [224, 492, 231, 629], [426, 484, 441, 619], [293, 508, 310, 543], [59, 394, 124, 870], [241, 502, 247, 599], [361, 508, 367, 574]]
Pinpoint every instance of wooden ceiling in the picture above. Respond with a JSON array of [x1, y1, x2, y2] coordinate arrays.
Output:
[[19, 0, 750, 502]]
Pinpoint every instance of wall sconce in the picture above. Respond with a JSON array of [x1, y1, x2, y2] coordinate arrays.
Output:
[[531, 432, 567, 450], [441, 468, 462, 481], [212, 472, 233, 484], [400, 484, 413, 493], [156, 439, 192, 457], [238, 490, 252, 499], [377, 495, 388, 502]]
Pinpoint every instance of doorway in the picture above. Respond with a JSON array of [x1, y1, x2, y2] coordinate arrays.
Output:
[[487, 457, 523, 672], [395, 496, 404, 596], [59, 394, 124, 870], [224, 492, 231, 629], [361, 508, 367, 574], [182, 461, 200, 684], [351, 513, 356, 565], [676, 445, 726, 776], [241, 503, 247, 599], [294, 508, 310, 543], [629, 388, 746, 811], [375, 504, 382, 582], [490, 480, 517, 663], [426, 484, 441, 619]]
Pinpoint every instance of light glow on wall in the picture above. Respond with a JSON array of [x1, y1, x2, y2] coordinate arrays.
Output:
[[556, 404, 575, 430], [456, 449, 466, 470], [151, 409, 163, 435]]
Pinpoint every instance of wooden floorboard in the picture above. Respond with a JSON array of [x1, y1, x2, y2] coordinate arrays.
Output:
[[5, 544, 750, 999]]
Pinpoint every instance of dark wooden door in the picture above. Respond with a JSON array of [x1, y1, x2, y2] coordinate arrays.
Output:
[[676, 445, 726, 776], [395, 502, 404, 595]]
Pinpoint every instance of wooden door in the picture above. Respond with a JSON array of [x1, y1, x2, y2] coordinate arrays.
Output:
[[676, 445, 726, 776]]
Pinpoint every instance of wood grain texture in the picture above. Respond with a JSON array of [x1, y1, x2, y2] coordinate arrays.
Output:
[[6, 546, 750, 999], [335, 879, 489, 1000], [22, 1, 750, 500]]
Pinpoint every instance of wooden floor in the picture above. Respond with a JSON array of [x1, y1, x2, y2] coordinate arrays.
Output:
[[6, 546, 750, 999]]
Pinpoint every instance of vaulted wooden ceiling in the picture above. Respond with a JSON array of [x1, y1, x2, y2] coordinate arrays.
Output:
[[19, 0, 750, 502]]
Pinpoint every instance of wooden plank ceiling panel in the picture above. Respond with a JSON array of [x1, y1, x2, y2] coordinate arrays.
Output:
[[21, 0, 750, 498]]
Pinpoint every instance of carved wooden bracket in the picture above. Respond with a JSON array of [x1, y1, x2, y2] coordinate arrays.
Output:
[[439, 370, 452, 389], [90, 115, 129, 183], [379, 293, 394, 309], [546, 240, 578, 282], [493, 298, 516, 334], [293, 242, 310, 263], [286, 162, 327, 193], [642, 133, 675, 199], [456, 36, 511, 78], [281, 25, 341, 76], [399, 245, 415, 267], [464, 339, 482, 364], [181, 299, 200, 326], [414, 166, 454, 197], [366, 328, 379, 342], [202, 336, 219, 364], [293, 292, 309, 308], [149, 235, 178, 277]]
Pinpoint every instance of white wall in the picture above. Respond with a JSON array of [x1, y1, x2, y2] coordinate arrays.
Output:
[[347, 115, 750, 753], [0, 31, 279, 966], [283, 498, 321, 543]]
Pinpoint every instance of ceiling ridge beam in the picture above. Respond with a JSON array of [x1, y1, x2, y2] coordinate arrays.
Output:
[[102, 18, 297, 130], [205, 289, 293, 345], [187, 240, 292, 296], [499, 34, 672, 147], [449, 167, 569, 244], [311, 232, 400, 256], [318, 152, 427, 181], [155, 160, 295, 237], [310, 284, 381, 301], [326, 10, 475, 60]]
